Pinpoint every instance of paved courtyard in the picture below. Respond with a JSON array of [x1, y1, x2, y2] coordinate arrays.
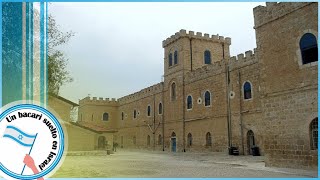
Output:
[[53, 150, 317, 178]]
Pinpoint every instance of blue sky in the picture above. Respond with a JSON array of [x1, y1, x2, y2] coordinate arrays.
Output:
[[49, 2, 264, 103]]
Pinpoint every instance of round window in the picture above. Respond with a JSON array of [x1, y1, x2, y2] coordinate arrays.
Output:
[[197, 97, 202, 104], [230, 91, 235, 99]]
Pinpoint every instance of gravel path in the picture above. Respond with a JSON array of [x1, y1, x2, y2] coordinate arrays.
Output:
[[52, 150, 318, 178]]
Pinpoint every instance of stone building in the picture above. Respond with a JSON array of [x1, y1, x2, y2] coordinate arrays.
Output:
[[74, 2, 317, 169], [48, 94, 116, 151]]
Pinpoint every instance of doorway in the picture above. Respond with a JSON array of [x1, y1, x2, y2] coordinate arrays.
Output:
[[171, 132, 176, 152], [121, 136, 123, 148], [247, 130, 255, 155], [98, 136, 106, 149]]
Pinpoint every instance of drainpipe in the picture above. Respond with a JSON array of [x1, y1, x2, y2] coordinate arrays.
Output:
[[189, 38, 193, 72], [226, 62, 232, 152], [239, 71, 244, 155], [229, 67, 232, 149], [181, 38, 193, 152], [153, 93, 156, 151], [222, 43, 225, 59], [182, 76, 186, 152], [161, 81, 165, 151], [224, 41, 230, 153]]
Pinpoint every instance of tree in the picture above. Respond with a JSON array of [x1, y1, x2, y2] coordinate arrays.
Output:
[[48, 15, 74, 95]]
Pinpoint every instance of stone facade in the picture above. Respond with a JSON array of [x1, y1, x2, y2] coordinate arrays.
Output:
[[75, 2, 317, 169], [48, 94, 78, 122], [254, 2, 318, 169]]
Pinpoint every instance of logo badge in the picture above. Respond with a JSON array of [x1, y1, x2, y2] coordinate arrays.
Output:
[[0, 104, 64, 180]]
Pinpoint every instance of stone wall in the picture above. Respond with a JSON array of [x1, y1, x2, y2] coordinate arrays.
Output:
[[64, 122, 97, 151], [78, 96, 119, 130], [254, 2, 318, 169], [48, 95, 77, 122], [262, 89, 317, 169]]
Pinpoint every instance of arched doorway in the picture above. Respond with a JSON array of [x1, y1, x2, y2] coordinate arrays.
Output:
[[206, 132, 212, 146], [171, 132, 176, 152], [121, 136, 123, 148], [187, 133, 192, 147], [98, 136, 106, 149], [147, 135, 151, 146], [247, 130, 255, 155], [310, 117, 318, 150]]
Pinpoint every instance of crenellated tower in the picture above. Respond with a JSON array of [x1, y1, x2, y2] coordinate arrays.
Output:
[[78, 96, 120, 130], [162, 29, 231, 80]]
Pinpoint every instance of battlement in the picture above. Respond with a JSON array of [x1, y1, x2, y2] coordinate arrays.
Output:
[[118, 82, 164, 104], [185, 60, 226, 84], [253, 2, 313, 29], [162, 29, 231, 48], [228, 49, 258, 69], [79, 96, 119, 106], [185, 49, 258, 84]]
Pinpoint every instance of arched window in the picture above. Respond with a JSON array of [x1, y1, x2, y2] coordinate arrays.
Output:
[[187, 95, 193, 109], [171, 82, 176, 101], [169, 53, 173, 67], [204, 50, 211, 64], [187, 133, 192, 146], [310, 118, 318, 150], [121, 112, 124, 120], [103, 113, 109, 121], [204, 91, 211, 106], [147, 105, 151, 117], [300, 33, 318, 64], [174, 50, 178, 64], [133, 136, 136, 145], [206, 132, 212, 146], [171, 132, 176, 137], [158, 134, 162, 145], [133, 109, 137, 119], [158, 103, 163, 115], [92, 114, 94, 121], [147, 135, 151, 146], [243, 81, 252, 100]]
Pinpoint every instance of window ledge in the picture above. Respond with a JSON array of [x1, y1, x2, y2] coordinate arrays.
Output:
[[299, 61, 318, 69], [243, 98, 253, 102], [168, 64, 179, 69]]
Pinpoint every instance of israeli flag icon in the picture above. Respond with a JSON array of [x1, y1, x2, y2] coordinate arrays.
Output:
[[3, 126, 37, 147]]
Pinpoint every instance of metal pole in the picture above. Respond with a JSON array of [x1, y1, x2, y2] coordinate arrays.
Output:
[[239, 71, 244, 155], [161, 82, 165, 151], [183, 76, 186, 152], [153, 93, 156, 151], [189, 38, 193, 72], [225, 63, 231, 151], [228, 66, 232, 147], [21, 133, 38, 175]]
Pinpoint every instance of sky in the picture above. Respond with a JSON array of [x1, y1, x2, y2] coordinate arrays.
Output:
[[49, 2, 265, 103]]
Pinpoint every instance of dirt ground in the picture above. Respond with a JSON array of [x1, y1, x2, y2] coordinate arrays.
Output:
[[52, 150, 318, 178]]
